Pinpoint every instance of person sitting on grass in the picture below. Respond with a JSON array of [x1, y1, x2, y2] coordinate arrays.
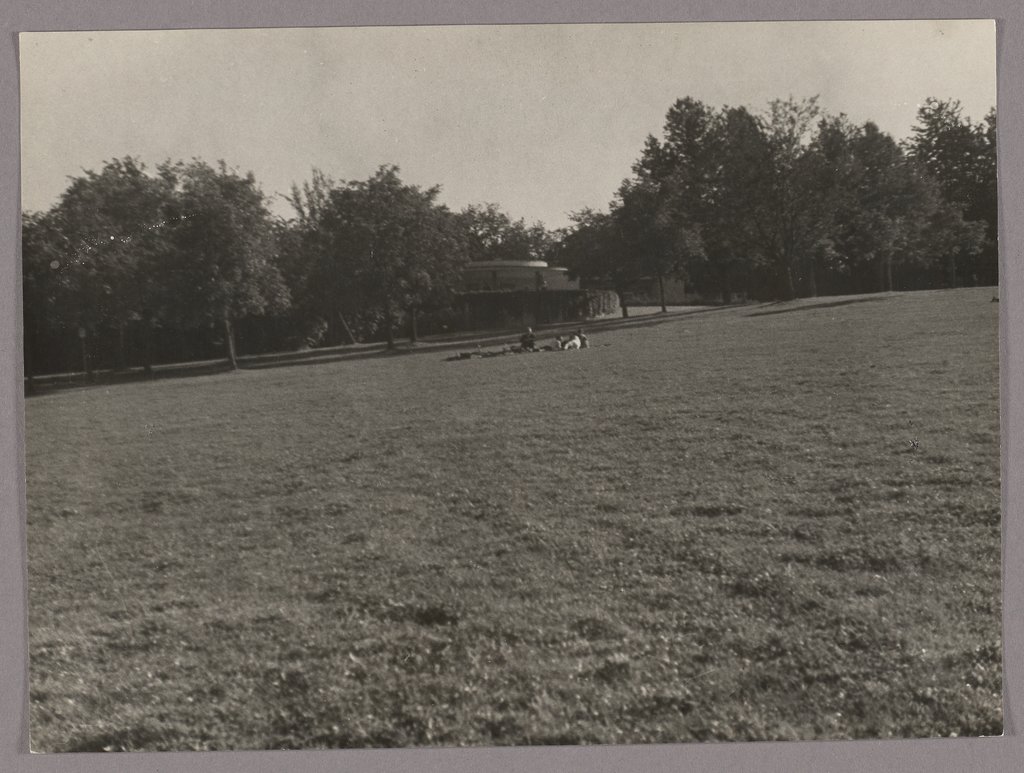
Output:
[[519, 327, 537, 352], [575, 328, 589, 348], [562, 333, 582, 350]]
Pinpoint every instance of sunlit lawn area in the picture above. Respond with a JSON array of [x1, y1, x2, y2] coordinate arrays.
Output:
[[26, 287, 1001, 751]]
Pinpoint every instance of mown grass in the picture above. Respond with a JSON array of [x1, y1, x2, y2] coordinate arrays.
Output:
[[25, 287, 1001, 751]]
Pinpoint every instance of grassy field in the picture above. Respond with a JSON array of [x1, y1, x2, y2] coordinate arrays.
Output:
[[25, 287, 1002, 751]]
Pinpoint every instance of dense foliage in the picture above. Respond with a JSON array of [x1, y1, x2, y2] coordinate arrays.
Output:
[[559, 97, 996, 306], [22, 97, 996, 376]]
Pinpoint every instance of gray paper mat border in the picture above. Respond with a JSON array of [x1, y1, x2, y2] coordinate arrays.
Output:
[[1, 2, 1021, 771]]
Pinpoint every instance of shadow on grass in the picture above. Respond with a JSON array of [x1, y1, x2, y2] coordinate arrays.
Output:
[[743, 295, 891, 318], [25, 360, 240, 397], [25, 303, 744, 396], [24, 346, 395, 397]]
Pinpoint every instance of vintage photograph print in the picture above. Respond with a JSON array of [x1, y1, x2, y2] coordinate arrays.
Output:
[[20, 21, 1000, 751]]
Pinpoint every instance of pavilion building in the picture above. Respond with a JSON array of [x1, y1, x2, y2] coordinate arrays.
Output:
[[461, 260, 578, 292]]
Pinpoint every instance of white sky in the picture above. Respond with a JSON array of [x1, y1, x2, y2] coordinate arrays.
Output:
[[19, 20, 996, 230]]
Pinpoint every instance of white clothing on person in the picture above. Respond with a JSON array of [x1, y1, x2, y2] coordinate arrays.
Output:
[[562, 335, 582, 350]]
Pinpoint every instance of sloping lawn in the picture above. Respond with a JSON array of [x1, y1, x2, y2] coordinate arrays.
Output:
[[26, 287, 1001, 750]]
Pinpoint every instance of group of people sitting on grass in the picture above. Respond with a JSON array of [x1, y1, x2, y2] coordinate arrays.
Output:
[[448, 326, 591, 361], [519, 327, 588, 352]]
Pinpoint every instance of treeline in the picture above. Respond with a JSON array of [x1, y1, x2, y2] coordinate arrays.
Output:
[[22, 96, 995, 378], [555, 96, 996, 308], [22, 162, 550, 377]]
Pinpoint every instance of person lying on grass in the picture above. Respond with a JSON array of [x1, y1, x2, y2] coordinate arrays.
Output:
[[557, 329, 589, 350], [546, 331, 588, 350]]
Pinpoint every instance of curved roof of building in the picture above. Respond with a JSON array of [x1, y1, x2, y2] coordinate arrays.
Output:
[[465, 260, 551, 269]]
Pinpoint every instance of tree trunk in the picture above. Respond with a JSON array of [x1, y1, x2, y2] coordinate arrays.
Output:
[[178, 326, 189, 363], [337, 313, 357, 345], [223, 315, 239, 370], [117, 320, 128, 371], [885, 254, 894, 292], [782, 264, 797, 301], [384, 304, 395, 349], [81, 334, 93, 382], [805, 259, 818, 298], [617, 288, 629, 318], [142, 310, 154, 376], [409, 307, 418, 343], [658, 275, 667, 312]]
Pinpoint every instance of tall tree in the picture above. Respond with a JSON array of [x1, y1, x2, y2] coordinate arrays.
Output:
[[754, 96, 836, 299], [302, 166, 468, 348], [395, 206, 469, 344], [615, 179, 703, 311], [813, 119, 939, 293], [282, 169, 362, 345], [684, 104, 772, 302], [555, 207, 638, 317], [458, 203, 553, 263], [906, 98, 997, 285], [45, 157, 176, 371], [21, 210, 74, 384], [621, 99, 713, 308], [161, 160, 289, 369], [977, 107, 999, 283]]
